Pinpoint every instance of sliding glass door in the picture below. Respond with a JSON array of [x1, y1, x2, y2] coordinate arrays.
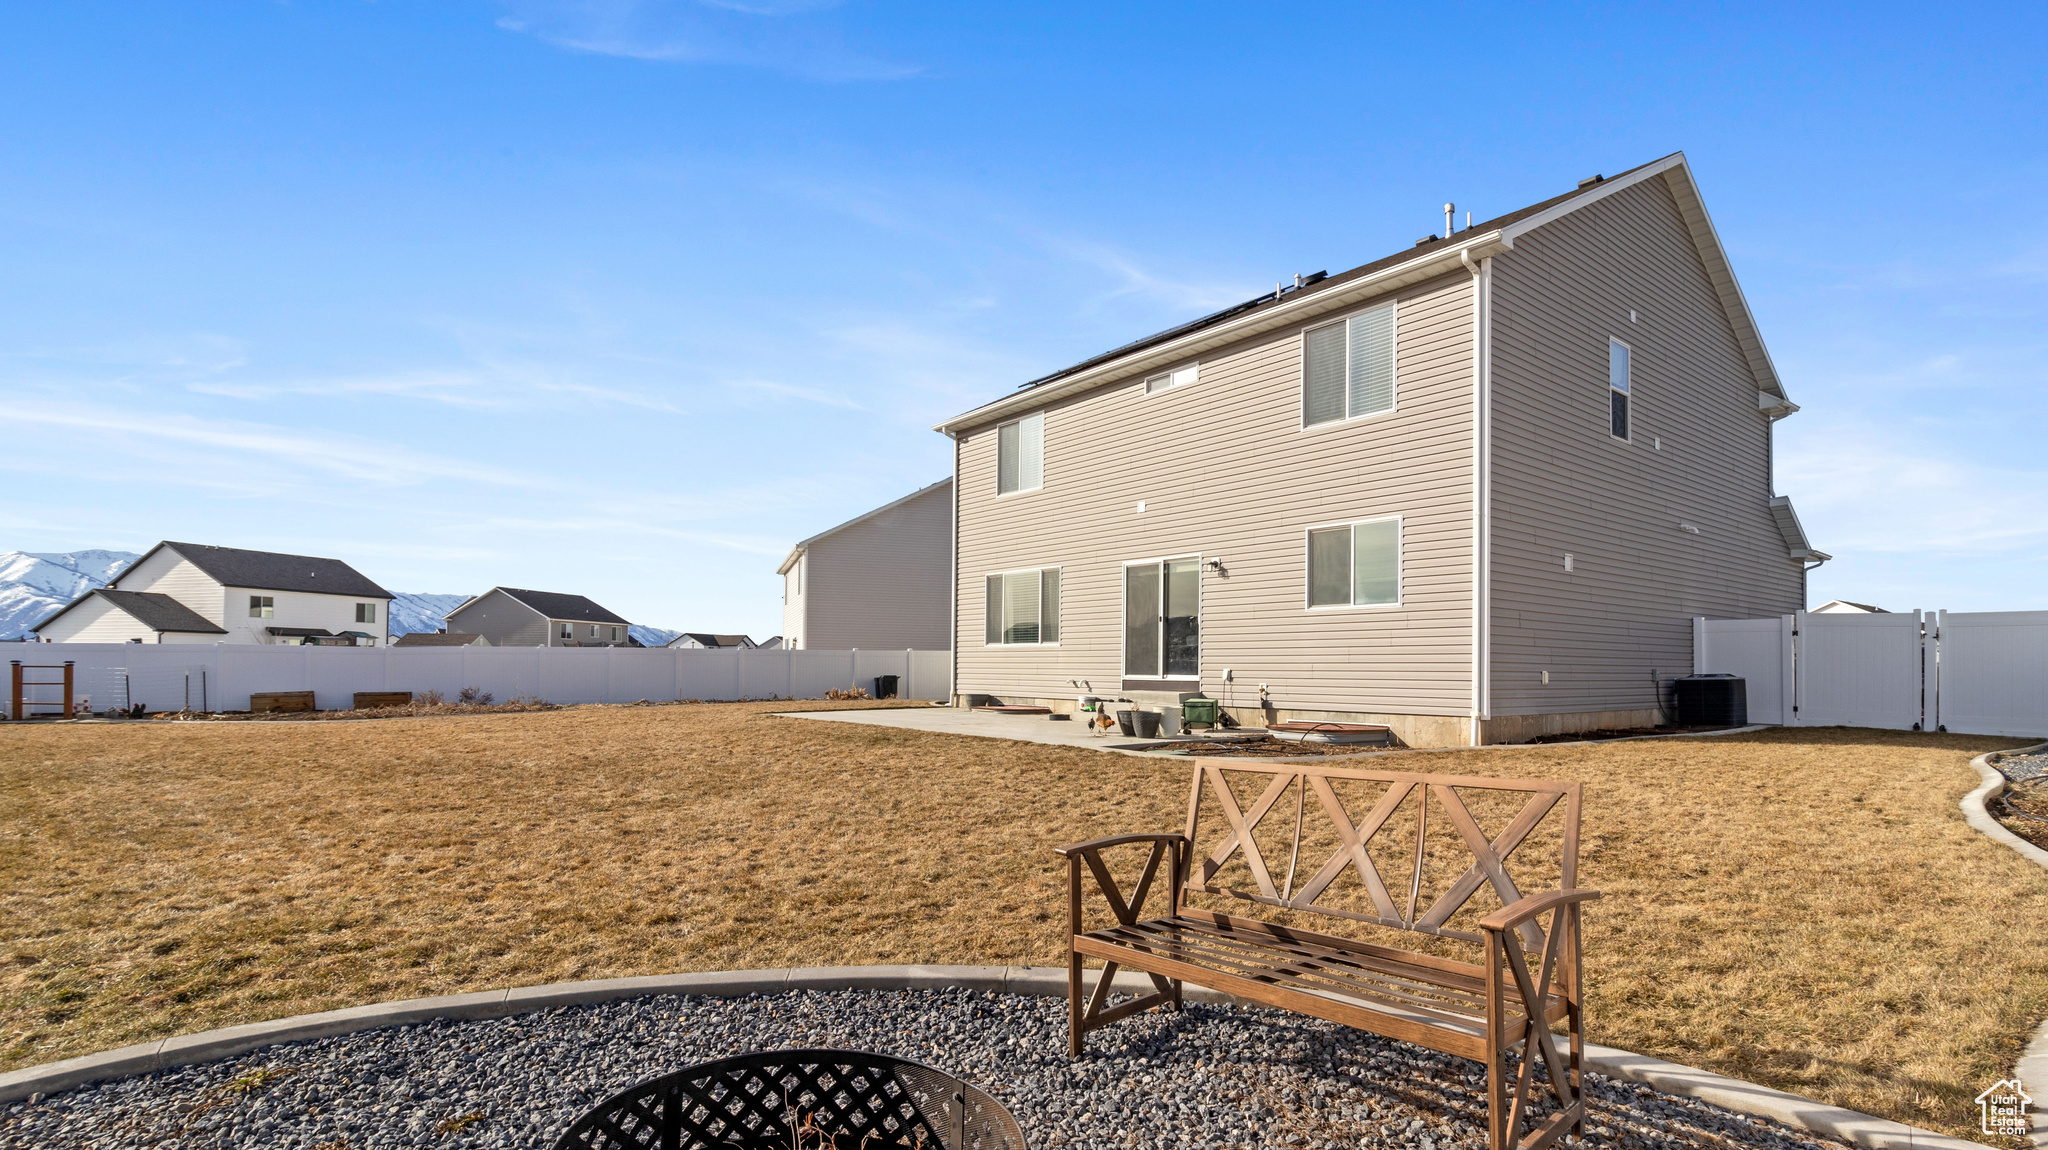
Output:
[[1124, 558, 1199, 679]]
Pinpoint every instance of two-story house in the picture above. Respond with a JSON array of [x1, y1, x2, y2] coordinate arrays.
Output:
[[936, 153, 1823, 746], [33, 541, 395, 645], [777, 479, 952, 651], [443, 587, 633, 647]]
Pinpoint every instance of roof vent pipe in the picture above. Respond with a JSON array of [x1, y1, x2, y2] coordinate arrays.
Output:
[[1444, 202, 1455, 238]]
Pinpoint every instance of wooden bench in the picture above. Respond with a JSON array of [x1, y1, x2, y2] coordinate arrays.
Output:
[[1056, 763, 1599, 1150]]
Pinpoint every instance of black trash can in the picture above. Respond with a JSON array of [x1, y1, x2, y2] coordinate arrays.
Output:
[[1674, 674, 1747, 726], [872, 674, 900, 700]]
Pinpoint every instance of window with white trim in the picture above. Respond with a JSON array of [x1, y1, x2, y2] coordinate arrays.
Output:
[[1307, 517, 1401, 607], [984, 567, 1060, 645], [1144, 364, 1199, 395], [249, 595, 273, 618], [996, 412, 1044, 495], [1124, 558, 1199, 677], [1302, 302, 1396, 427], [559, 622, 572, 640], [355, 602, 377, 624], [1608, 338, 1631, 440]]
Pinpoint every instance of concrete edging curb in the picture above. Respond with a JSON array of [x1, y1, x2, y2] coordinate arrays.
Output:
[[0, 963, 1992, 1149], [1964, 742, 2048, 1149]]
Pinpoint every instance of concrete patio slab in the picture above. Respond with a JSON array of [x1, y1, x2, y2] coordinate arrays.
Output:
[[774, 703, 1188, 752]]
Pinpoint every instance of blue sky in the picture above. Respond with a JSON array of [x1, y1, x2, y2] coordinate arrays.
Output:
[[1, 2, 2042, 633]]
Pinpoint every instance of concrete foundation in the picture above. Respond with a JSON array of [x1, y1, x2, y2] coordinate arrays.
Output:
[[953, 693, 1669, 747]]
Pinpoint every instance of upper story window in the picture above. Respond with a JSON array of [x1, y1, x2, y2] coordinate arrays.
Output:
[[1608, 339, 1631, 440], [985, 567, 1060, 645], [1302, 302, 1396, 428], [1144, 364, 1199, 395], [996, 412, 1044, 495], [1307, 517, 1401, 608], [249, 595, 274, 618], [355, 602, 377, 624]]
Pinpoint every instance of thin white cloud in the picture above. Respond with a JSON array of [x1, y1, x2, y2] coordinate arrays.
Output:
[[1779, 419, 2048, 555], [725, 378, 864, 409], [493, 0, 918, 81]]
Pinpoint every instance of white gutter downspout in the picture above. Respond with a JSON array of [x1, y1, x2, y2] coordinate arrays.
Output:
[[1463, 250, 1493, 746]]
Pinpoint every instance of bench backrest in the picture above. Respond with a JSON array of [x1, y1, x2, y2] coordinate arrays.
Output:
[[1181, 762, 1581, 947]]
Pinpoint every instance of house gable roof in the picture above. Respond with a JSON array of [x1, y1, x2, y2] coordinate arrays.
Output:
[[393, 631, 491, 647], [480, 587, 630, 626], [671, 632, 754, 648], [935, 152, 1790, 434], [113, 541, 394, 599], [32, 588, 229, 635], [778, 478, 952, 575]]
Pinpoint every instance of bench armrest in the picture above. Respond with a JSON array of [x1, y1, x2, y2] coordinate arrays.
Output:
[[1053, 832, 1187, 858], [1477, 888, 1602, 933]]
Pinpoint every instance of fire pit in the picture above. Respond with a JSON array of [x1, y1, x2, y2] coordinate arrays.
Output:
[[552, 1048, 1027, 1150]]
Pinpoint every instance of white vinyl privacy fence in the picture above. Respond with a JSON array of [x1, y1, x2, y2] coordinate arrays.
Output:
[[8, 645, 951, 715], [1695, 610, 2048, 737]]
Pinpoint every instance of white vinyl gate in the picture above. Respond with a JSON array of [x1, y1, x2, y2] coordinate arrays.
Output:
[[1695, 609, 2048, 736]]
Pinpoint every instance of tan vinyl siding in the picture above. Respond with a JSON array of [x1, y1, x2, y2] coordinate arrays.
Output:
[[954, 272, 1476, 716], [114, 550, 226, 625], [1486, 174, 1802, 717], [801, 484, 953, 651]]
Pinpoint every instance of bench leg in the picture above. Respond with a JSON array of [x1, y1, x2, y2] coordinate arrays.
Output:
[[1068, 950, 1085, 1056], [1486, 1050, 1508, 1150]]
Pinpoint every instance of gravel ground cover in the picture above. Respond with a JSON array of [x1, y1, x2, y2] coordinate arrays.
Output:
[[1998, 752, 2047, 783], [0, 989, 1857, 1150]]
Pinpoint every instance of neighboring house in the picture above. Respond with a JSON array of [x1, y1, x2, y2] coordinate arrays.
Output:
[[667, 633, 755, 649], [393, 631, 493, 647], [1811, 600, 1886, 614], [755, 635, 784, 650], [33, 541, 394, 646], [935, 153, 1822, 746], [444, 587, 632, 647], [777, 479, 952, 651]]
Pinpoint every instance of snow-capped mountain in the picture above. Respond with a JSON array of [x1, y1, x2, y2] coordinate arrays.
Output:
[[2, 549, 686, 646], [0, 550, 140, 639], [388, 592, 471, 636]]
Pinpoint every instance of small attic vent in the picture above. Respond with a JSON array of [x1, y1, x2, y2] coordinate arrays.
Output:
[[1577, 174, 1605, 189], [1414, 234, 1440, 247]]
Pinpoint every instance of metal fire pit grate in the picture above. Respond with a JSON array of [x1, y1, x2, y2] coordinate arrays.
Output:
[[551, 1048, 1028, 1150]]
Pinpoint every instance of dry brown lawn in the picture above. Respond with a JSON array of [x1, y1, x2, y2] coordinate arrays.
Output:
[[1, 704, 2041, 1139]]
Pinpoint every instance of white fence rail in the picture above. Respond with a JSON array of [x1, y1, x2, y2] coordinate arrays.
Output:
[[1695, 610, 2048, 737], [7, 645, 952, 714]]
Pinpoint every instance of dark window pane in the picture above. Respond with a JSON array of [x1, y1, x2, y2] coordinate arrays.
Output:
[[1610, 390, 1629, 439], [1124, 563, 1160, 677], [985, 575, 1002, 644], [997, 422, 1020, 493], [1040, 569, 1060, 643], [1303, 322, 1346, 426], [1309, 527, 1352, 606], [1164, 559, 1200, 677]]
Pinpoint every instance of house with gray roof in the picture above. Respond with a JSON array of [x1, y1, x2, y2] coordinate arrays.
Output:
[[937, 153, 1823, 746], [666, 632, 755, 649], [33, 541, 394, 645], [444, 587, 633, 647]]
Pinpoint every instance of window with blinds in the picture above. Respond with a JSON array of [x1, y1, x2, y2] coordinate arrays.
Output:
[[1302, 302, 1396, 427], [983, 567, 1061, 645], [996, 412, 1045, 494], [1608, 338, 1631, 440], [1307, 517, 1401, 607]]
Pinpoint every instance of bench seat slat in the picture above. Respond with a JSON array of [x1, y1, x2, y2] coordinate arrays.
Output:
[[1093, 921, 1493, 1017], [1158, 913, 1494, 996], [1088, 929, 1492, 1029]]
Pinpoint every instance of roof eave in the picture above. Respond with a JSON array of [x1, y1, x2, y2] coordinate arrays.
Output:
[[932, 235, 1512, 435]]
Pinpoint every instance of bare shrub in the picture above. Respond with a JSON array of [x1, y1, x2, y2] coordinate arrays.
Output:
[[457, 687, 494, 706], [823, 686, 871, 701], [417, 690, 446, 706]]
